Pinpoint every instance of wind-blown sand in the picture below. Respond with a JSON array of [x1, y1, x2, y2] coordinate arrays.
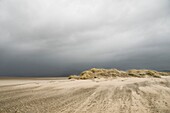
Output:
[[0, 77, 170, 113]]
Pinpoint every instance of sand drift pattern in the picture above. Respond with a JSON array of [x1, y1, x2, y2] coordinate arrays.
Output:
[[0, 77, 170, 113]]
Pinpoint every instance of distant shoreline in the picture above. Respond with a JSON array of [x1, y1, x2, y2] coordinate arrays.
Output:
[[0, 77, 68, 80]]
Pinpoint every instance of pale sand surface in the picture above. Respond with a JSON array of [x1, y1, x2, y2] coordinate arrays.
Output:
[[0, 77, 170, 113]]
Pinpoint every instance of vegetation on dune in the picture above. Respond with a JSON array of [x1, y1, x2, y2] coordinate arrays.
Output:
[[68, 68, 169, 79], [127, 69, 161, 78], [68, 75, 80, 79]]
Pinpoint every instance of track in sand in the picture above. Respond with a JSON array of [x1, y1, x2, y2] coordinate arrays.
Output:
[[0, 77, 170, 113]]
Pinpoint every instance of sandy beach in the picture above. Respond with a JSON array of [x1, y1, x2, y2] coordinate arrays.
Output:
[[0, 76, 170, 113]]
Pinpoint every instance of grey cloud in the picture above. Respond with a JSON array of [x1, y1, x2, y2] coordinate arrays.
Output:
[[0, 0, 170, 76]]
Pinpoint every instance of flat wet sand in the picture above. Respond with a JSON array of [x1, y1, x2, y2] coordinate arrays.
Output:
[[0, 76, 170, 113]]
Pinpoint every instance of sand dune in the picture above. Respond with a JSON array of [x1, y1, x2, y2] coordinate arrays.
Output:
[[0, 77, 170, 113]]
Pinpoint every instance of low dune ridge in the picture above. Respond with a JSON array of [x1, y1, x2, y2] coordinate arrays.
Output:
[[69, 68, 169, 79]]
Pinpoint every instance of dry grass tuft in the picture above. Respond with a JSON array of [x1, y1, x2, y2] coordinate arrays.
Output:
[[127, 69, 161, 78], [68, 75, 80, 79]]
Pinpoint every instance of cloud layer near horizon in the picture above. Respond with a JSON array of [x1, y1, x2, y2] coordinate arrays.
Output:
[[0, 0, 170, 76]]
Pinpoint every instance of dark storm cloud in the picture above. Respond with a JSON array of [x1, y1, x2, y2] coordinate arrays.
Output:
[[0, 0, 170, 76]]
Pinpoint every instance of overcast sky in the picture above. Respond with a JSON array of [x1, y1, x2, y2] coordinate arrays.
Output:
[[0, 0, 170, 76]]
